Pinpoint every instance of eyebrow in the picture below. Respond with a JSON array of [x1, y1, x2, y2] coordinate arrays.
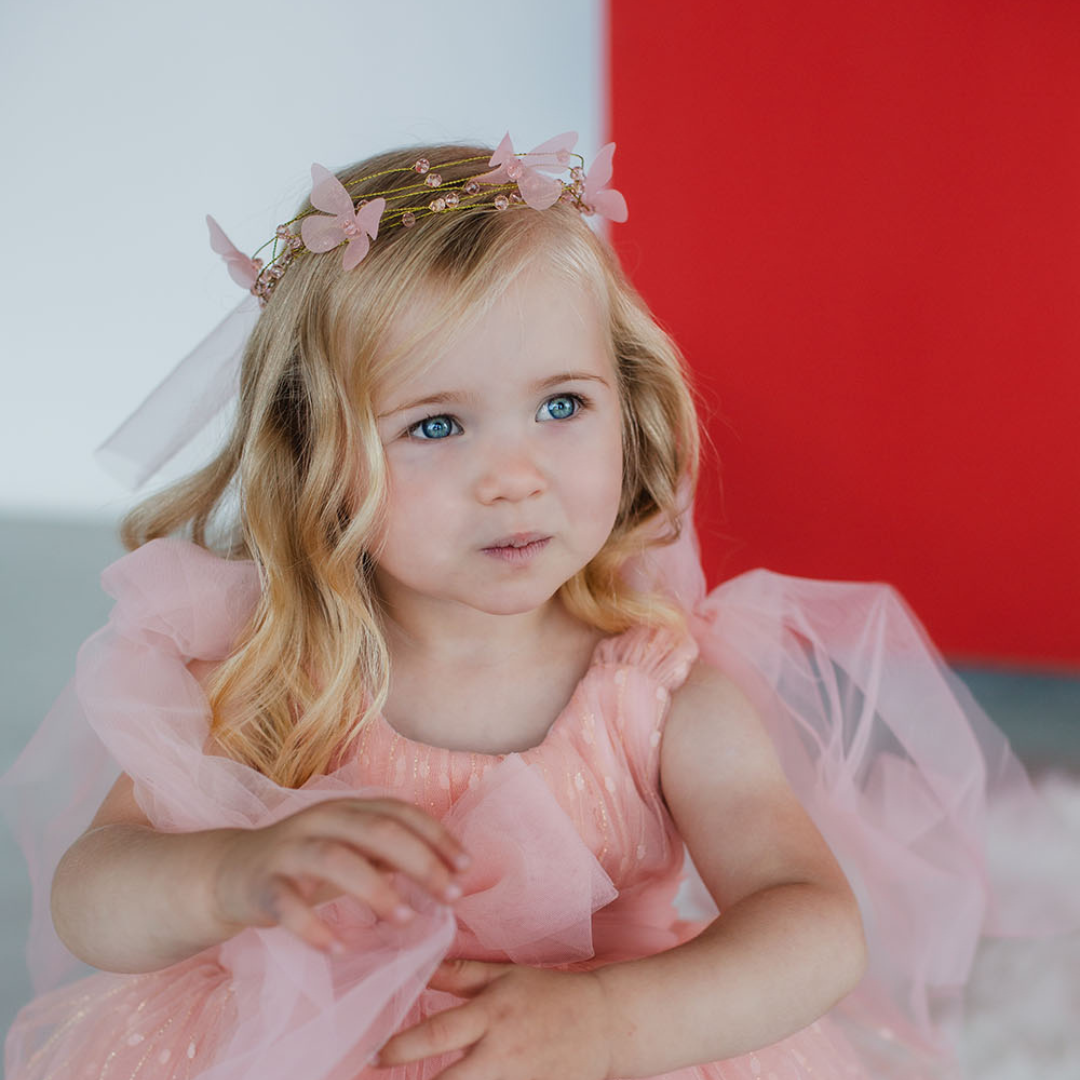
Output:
[[380, 370, 611, 417]]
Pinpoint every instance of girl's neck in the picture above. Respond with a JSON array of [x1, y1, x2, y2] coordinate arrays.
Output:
[[379, 593, 582, 670], [378, 595, 606, 755]]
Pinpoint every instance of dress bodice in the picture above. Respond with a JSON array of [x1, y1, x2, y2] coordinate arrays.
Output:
[[347, 624, 704, 964]]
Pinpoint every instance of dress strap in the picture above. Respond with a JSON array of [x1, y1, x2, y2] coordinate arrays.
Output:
[[592, 623, 700, 691]]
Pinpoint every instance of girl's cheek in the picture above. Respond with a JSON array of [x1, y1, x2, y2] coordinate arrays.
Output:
[[385, 442, 453, 474]]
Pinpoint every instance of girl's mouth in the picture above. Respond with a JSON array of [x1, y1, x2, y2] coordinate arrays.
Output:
[[481, 534, 551, 563]]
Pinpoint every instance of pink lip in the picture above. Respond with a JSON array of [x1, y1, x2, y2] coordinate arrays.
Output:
[[481, 533, 551, 563], [484, 531, 549, 549]]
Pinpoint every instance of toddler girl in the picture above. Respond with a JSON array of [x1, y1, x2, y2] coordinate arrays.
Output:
[[2, 132, 1075, 1080]]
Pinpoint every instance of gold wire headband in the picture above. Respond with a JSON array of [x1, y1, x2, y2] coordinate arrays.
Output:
[[207, 131, 628, 306]]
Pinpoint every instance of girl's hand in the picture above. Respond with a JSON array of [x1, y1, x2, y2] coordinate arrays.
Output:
[[374, 958, 614, 1080], [209, 798, 471, 953]]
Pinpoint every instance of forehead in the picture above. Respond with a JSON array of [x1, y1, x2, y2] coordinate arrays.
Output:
[[375, 266, 614, 405]]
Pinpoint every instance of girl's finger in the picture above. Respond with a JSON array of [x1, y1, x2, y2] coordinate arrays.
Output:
[[375, 1000, 488, 1067], [259, 874, 338, 952], [426, 958, 511, 998], [341, 816, 464, 902], [306, 810, 466, 906], [356, 799, 472, 873], [286, 839, 417, 925]]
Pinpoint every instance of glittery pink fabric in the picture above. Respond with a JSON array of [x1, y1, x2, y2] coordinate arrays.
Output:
[[2, 536, 1075, 1079]]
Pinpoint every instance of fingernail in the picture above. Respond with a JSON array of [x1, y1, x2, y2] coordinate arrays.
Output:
[[393, 904, 416, 923], [443, 882, 463, 901]]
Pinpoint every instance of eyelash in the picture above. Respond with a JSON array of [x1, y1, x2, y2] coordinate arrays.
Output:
[[405, 393, 590, 441]]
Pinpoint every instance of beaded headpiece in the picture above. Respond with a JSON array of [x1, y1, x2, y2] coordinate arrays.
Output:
[[95, 131, 627, 490], [208, 131, 627, 307]]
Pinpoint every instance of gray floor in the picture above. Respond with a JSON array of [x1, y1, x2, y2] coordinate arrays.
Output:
[[2, 515, 1079, 1058]]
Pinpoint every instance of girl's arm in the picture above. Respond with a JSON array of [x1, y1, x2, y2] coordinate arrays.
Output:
[[52, 657, 472, 975], [593, 661, 868, 1077], [51, 774, 472, 975], [50, 772, 250, 973]]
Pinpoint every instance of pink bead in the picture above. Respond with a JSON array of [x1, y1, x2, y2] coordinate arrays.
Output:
[[444, 192, 460, 207], [401, 212, 416, 227], [275, 224, 291, 238], [510, 192, 524, 203], [253, 257, 264, 270], [494, 194, 510, 211], [506, 160, 524, 180], [463, 180, 480, 195], [425, 172, 443, 187], [556, 149, 570, 164], [341, 220, 360, 237], [571, 166, 585, 182], [289, 236, 302, 249], [429, 197, 447, 212], [414, 158, 430, 174]]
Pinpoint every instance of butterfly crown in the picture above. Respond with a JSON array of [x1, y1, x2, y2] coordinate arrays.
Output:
[[208, 131, 628, 307]]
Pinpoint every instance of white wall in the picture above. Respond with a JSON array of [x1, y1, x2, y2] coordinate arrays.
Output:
[[0, 0, 604, 519]]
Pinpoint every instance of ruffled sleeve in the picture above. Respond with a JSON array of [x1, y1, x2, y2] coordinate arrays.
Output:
[[75, 539, 271, 834], [616, 511, 1080, 1077], [98, 537, 261, 660], [681, 567, 1080, 1076]]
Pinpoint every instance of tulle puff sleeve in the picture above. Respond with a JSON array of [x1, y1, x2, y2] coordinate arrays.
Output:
[[643, 523, 1080, 1076], [0, 541, 277, 990]]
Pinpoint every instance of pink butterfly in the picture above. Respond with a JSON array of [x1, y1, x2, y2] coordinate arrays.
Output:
[[300, 164, 386, 271], [206, 215, 261, 290], [475, 131, 579, 211], [581, 143, 628, 223]]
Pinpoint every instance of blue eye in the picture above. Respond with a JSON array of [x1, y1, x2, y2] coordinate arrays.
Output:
[[409, 415, 460, 440], [539, 395, 581, 421]]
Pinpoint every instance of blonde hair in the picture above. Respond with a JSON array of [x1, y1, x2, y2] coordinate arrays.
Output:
[[121, 144, 701, 787]]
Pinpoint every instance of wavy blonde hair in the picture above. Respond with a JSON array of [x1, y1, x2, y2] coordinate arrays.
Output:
[[121, 144, 701, 787]]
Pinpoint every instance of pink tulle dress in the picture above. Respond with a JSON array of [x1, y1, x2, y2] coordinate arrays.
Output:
[[2, 534, 1077, 1080]]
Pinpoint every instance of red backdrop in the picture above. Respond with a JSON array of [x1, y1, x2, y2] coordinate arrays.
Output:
[[608, 0, 1080, 668]]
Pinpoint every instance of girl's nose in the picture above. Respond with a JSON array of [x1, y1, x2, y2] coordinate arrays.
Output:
[[473, 441, 547, 504]]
